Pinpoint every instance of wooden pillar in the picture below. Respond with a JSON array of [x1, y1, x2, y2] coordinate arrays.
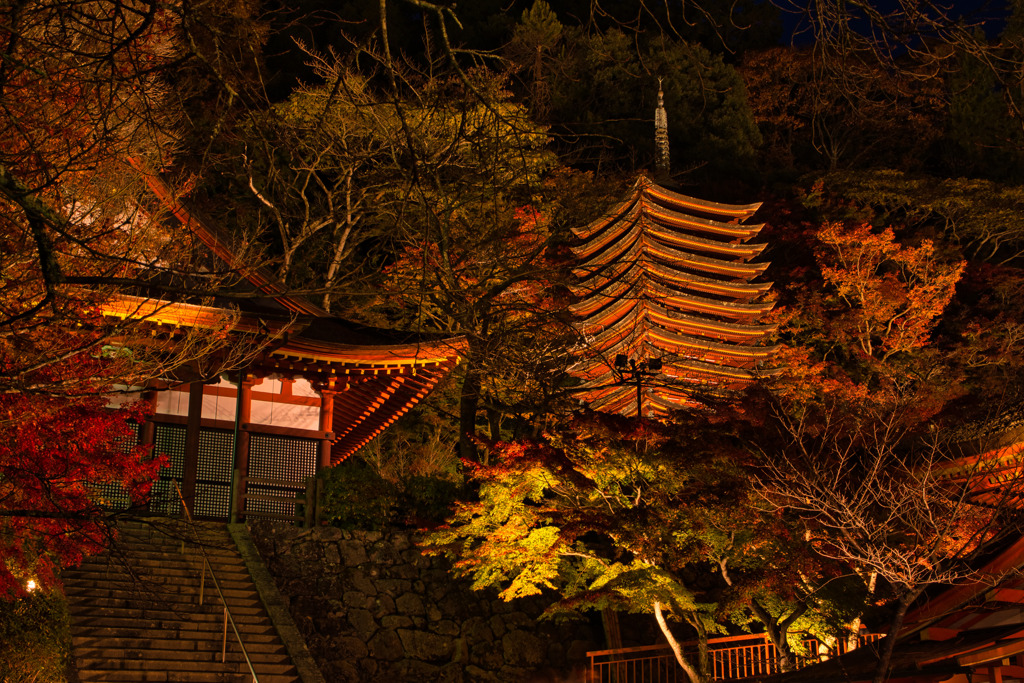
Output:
[[140, 388, 159, 514], [182, 382, 204, 516], [231, 378, 255, 523], [317, 389, 336, 470], [140, 388, 158, 448]]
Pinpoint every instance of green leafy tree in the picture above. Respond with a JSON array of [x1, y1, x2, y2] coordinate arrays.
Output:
[[810, 170, 1024, 264], [358, 73, 592, 461], [425, 416, 826, 682]]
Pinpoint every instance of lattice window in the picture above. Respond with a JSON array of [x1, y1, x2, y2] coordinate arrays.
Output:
[[195, 428, 234, 519], [249, 434, 316, 482], [247, 434, 316, 517], [90, 421, 140, 512], [151, 423, 186, 515]]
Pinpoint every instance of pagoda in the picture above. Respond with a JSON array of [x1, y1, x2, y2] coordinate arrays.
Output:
[[569, 86, 777, 418]]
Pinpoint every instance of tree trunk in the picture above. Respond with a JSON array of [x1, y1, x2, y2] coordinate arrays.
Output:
[[653, 602, 703, 683], [486, 402, 501, 442], [685, 613, 710, 681], [848, 570, 878, 652], [749, 599, 805, 673], [459, 364, 481, 462], [871, 588, 921, 683]]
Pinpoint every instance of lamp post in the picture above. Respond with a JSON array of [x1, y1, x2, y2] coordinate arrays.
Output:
[[613, 354, 663, 419]]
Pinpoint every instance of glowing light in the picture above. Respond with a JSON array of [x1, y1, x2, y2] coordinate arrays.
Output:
[[25, 579, 37, 592]]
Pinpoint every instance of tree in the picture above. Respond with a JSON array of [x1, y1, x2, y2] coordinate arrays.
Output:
[[229, 62, 394, 312], [370, 88, 570, 459], [0, 0, 271, 595], [0, 388, 164, 596], [814, 222, 964, 362], [807, 170, 1024, 264], [739, 46, 946, 175], [425, 414, 832, 683], [537, 27, 761, 176], [0, 0, 260, 397], [749, 218, 1019, 683]]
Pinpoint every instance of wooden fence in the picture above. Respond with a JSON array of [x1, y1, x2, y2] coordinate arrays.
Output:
[[587, 632, 884, 682], [235, 475, 323, 527]]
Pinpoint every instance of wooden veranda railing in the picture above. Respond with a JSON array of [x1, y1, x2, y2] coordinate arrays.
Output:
[[587, 631, 884, 682], [235, 475, 323, 527]]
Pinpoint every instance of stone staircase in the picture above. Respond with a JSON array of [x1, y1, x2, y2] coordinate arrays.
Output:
[[63, 519, 301, 683]]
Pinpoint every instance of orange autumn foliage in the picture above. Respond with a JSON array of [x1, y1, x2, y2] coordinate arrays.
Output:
[[815, 222, 965, 362]]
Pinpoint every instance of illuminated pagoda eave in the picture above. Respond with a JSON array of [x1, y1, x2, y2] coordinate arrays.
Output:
[[569, 278, 775, 322], [572, 258, 773, 302], [570, 172, 777, 419]]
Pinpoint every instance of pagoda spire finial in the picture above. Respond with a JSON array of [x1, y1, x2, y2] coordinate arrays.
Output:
[[654, 78, 670, 177]]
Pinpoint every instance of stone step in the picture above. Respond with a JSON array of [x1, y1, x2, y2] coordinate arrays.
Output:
[[76, 655, 297, 675], [75, 646, 292, 666], [84, 549, 247, 568], [70, 612, 279, 633], [66, 594, 267, 615], [67, 600, 269, 621], [72, 635, 288, 655], [65, 520, 303, 683], [66, 578, 258, 598], [76, 669, 297, 683], [107, 535, 239, 556], [70, 626, 283, 644], [71, 554, 247, 574]]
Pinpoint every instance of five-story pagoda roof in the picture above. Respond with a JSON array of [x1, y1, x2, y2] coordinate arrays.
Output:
[[569, 175, 777, 418]]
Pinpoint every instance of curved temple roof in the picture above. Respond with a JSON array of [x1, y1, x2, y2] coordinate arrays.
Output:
[[570, 175, 777, 418], [109, 163, 466, 464]]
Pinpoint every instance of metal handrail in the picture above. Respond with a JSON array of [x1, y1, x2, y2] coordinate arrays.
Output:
[[173, 483, 260, 682]]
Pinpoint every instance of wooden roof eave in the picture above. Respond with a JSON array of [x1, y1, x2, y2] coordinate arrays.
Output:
[[572, 194, 765, 263], [576, 300, 778, 349], [574, 228, 768, 282], [100, 295, 306, 343], [572, 259, 772, 302], [645, 204, 764, 240], [648, 305, 779, 341], [645, 221, 767, 260], [575, 331, 777, 373], [573, 355, 756, 385], [277, 334, 467, 366], [572, 225, 647, 276], [660, 359, 755, 383], [571, 201, 646, 259], [329, 361, 455, 463], [582, 304, 777, 347], [648, 391, 700, 413], [572, 273, 774, 324], [902, 534, 1024, 632], [646, 240, 769, 280], [571, 176, 654, 241], [644, 182, 762, 221], [587, 388, 638, 415]]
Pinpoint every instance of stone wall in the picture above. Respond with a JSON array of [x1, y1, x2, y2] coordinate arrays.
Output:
[[249, 522, 603, 683]]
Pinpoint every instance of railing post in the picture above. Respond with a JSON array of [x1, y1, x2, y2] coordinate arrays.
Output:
[[199, 559, 206, 606], [222, 606, 228, 663], [315, 476, 323, 526], [235, 474, 246, 522], [304, 477, 315, 528]]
